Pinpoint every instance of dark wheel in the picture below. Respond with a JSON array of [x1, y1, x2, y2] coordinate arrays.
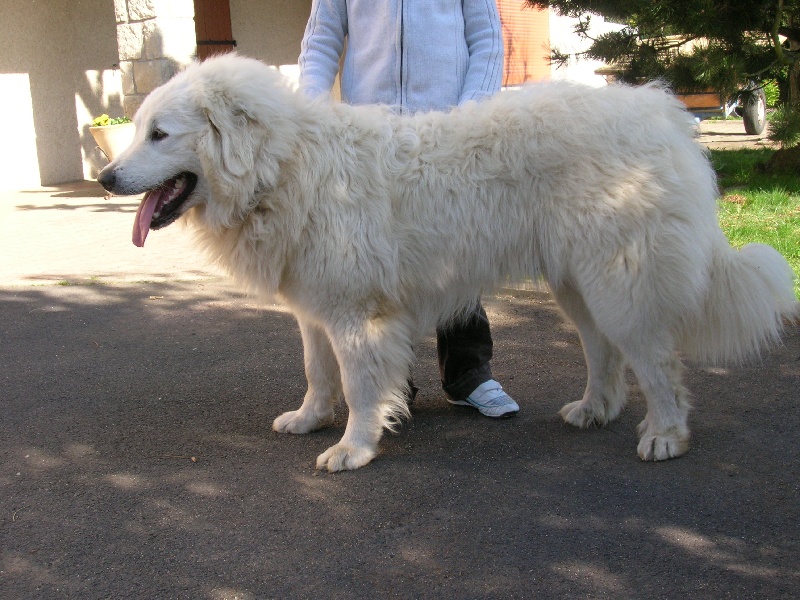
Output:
[[742, 87, 767, 135]]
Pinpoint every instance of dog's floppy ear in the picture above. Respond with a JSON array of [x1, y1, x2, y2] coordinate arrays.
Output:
[[198, 90, 262, 201], [194, 58, 300, 217]]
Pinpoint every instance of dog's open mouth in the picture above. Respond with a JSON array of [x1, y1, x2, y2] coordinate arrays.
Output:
[[133, 172, 197, 247]]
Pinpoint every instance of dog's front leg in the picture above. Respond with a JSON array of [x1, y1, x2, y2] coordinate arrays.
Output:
[[316, 315, 413, 472], [273, 318, 339, 434]]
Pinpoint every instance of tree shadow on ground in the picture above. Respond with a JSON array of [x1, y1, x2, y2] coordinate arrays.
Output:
[[1, 281, 798, 599]]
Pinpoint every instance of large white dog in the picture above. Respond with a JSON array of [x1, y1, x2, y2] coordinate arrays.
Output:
[[99, 54, 797, 471]]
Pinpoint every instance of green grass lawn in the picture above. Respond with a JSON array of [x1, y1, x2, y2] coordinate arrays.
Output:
[[710, 148, 800, 298]]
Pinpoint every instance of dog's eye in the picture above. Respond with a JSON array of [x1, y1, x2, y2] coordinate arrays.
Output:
[[150, 128, 168, 142]]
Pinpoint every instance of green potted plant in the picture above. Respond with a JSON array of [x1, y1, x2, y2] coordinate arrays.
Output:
[[89, 114, 135, 161]]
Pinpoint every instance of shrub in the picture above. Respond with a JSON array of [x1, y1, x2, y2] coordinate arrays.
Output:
[[767, 104, 800, 149]]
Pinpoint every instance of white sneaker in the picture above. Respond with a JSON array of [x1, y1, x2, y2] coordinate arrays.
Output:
[[447, 379, 519, 418]]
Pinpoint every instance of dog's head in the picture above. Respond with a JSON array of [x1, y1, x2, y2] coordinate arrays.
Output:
[[97, 53, 300, 246]]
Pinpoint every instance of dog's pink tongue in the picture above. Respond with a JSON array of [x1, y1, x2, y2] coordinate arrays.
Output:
[[132, 190, 163, 247]]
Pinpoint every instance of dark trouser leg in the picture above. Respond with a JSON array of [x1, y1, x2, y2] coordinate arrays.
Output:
[[437, 302, 493, 402]]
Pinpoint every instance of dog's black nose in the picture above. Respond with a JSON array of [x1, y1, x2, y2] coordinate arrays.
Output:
[[97, 167, 116, 192]]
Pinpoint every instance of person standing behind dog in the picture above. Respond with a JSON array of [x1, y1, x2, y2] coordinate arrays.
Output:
[[297, 0, 519, 418]]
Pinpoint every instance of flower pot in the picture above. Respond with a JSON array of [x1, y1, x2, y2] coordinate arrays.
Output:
[[89, 122, 135, 162]]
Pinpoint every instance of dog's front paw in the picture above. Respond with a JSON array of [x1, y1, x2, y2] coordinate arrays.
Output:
[[316, 442, 377, 472], [637, 423, 689, 461], [273, 409, 334, 434], [559, 400, 607, 428]]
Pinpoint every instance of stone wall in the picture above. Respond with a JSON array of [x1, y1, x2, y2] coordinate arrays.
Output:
[[113, 0, 197, 117]]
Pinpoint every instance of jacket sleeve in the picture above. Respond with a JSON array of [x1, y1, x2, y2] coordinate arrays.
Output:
[[460, 0, 504, 104], [298, 0, 349, 100]]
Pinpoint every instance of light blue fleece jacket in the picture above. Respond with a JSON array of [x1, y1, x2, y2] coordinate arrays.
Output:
[[298, 0, 504, 113]]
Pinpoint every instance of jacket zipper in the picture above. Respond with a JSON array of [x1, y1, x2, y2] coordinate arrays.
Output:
[[399, 0, 404, 110]]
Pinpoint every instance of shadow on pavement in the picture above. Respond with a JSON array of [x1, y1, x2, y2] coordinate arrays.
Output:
[[2, 280, 798, 598]]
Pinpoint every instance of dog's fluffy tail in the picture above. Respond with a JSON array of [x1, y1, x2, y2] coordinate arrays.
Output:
[[681, 241, 798, 365]]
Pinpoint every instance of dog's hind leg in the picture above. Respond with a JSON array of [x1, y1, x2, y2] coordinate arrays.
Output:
[[273, 318, 339, 434], [552, 284, 628, 428], [624, 349, 690, 461], [556, 282, 690, 461], [315, 314, 414, 472]]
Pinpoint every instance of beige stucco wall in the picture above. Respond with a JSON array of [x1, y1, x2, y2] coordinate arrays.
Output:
[[0, 1, 315, 191], [0, 0, 124, 190], [231, 0, 311, 85]]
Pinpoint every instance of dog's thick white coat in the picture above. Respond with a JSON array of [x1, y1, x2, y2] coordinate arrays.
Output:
[[100, 54, 798, 471]]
